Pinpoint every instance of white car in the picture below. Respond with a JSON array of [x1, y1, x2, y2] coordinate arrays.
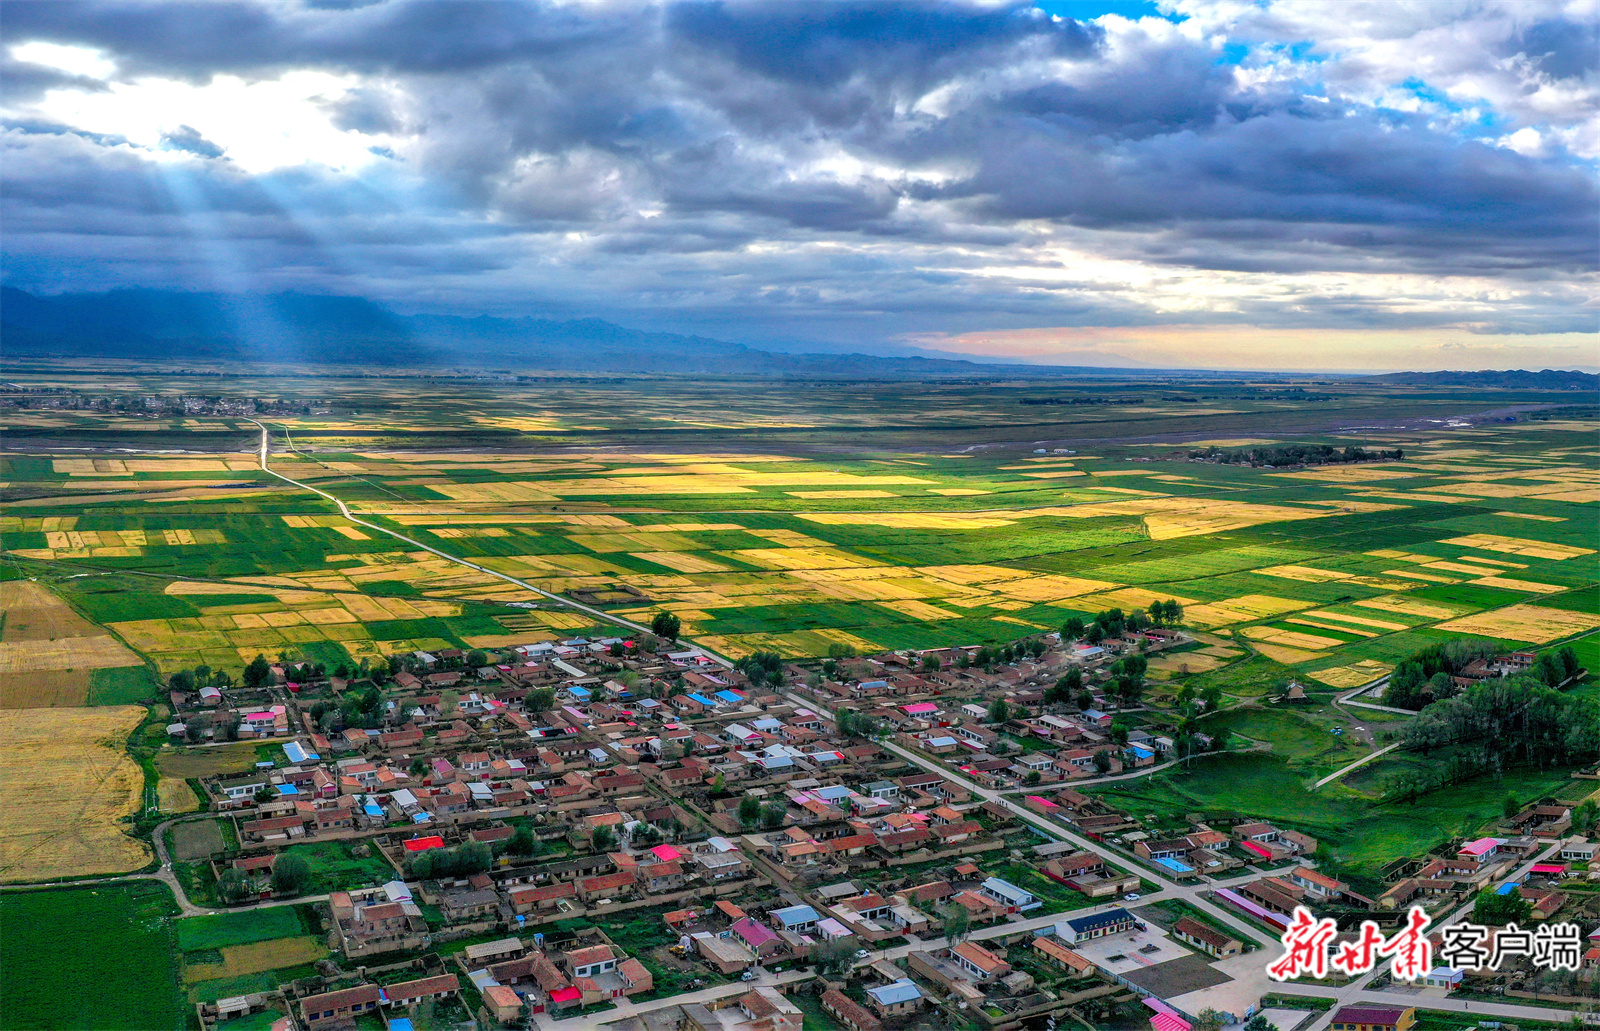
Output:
[[1124, 893, 1141, 901], [854, 949, 871, 960]]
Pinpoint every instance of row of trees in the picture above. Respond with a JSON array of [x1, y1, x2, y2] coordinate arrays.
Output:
[[1399, 674, 1600, 768], [734, 651, 784, 689], [1061, 600, 1183, 645], [1189, 443, 1403, 466]]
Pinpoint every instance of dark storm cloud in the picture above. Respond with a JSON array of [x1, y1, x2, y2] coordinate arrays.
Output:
[[0, 0, 1594, 344]]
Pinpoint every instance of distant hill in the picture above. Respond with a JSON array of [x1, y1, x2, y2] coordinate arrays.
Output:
[[1362, 369, 1599, 389], [0, 286, 1140, 380]]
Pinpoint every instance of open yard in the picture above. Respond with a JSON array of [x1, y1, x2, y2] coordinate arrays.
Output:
[[155, 742, 271, 779], [169, 819, 229, 862], [0, 881, 186, 1030], [0, 705, 152, 881]]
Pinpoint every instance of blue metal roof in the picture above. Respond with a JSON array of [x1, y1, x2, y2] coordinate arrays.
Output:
[[866, 980, 922, 1005], [715, 690, 743, 703], [1155, 857, 1194, 873], [687, 693, 716, 705], [772, 904, 818, 925], [1067, 907, 1134, 933]]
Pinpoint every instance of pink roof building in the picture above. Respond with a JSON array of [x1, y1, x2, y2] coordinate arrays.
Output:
[[902, 702, 940, 715], [650, 844, 684, 862], [1458, 837, 1504, 858]]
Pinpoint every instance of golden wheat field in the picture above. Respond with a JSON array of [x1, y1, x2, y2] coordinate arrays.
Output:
[[0, 706, 151, 881]]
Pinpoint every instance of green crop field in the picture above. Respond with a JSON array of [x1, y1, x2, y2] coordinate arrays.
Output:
[[0, 882, 186, 1030], [175, 905, 315, 951]]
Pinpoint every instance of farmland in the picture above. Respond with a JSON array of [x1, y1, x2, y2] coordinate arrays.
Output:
[[1, 371, 1596, 892], [0, 881, 186, 1030], [4, 379, 1595, 687], [0, 705, 152, 881]]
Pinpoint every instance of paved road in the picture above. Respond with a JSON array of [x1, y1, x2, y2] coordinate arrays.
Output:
[[1311, 742, 1398, 790]]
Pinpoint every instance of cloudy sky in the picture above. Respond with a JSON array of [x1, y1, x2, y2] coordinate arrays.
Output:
[[3, 0, 1596, 371]]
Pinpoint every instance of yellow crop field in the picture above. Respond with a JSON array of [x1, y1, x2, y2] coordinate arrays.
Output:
[[184, 937, 329, 985], [1184, 594, 1308, 627], [1256, 565, 1352, 582], [1383, 568, 1461, 583], [1072, 587, 1198, 612], [1301, 610, 1411, 631], [0, 636, 142, 674], [927, 488, 991, 495], [1243, 625, 1346, 650], [877, 599, 963, 620], [800, 512, 1016, 529], [1495, 511, 1565, 522], [157, 777, 200, 814], [1147, 652, 1225, 677], [1048, 497, 1349, 539], [0, 706, 151, 881], [633, 551, 734, 573], [1471, 576, 1563, 593], [1441, 533, 1594, 561], [1435, 605, 1600, 644], [786, 490, 899, 498], [1307, 660, 1392, 688], [1287, 617, 1377, 638], [726, 547, 873, 570], [1353, 595, 1467, 620], [1424, 560, 1518, 577], [1272, 465, 1418, 482]]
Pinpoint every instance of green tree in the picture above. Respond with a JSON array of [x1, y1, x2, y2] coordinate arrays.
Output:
[[921, 653, 940, 673], [193, 664, 212, 687], [987, 698, 1010, 724], [1025, 770, 1042, 786], [591, 826, 617, 852], [1473, 887, 1531, 925], [243, 654, 272, 689], [272, 854, 311, 895], [465, 649, 489, 668], [711, 771, 726, 794], [1574, 799, 1597, 834], [651, 611, 682, 641], [810, 938, 856, 975], [760, 801, 787, 829], [1503, 792, 1520, 819], [1061, 617, 1086, 640], [217, 868, 254, 904], [739, 795, 761, 827], [527, 687, 557, 712], [1092, 750, 1112, 774], [1084, 623, 1105, 645], [508, 825, 539, 857], [941, 903, 971, 945]]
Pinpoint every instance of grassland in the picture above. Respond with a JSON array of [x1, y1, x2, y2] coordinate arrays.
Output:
[[0, 705, 152, 881], [176, 904, 318, 950], [0, 881, 186, 1030]]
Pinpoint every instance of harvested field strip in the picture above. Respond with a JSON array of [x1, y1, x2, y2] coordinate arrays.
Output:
[[1286, 617, 1378, 638]]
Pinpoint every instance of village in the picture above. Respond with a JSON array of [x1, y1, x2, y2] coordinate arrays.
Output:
[[154, 617, 1600, 1031]]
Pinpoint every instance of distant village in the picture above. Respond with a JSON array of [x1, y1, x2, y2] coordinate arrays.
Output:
[[161, 617, 1600, 1031]]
